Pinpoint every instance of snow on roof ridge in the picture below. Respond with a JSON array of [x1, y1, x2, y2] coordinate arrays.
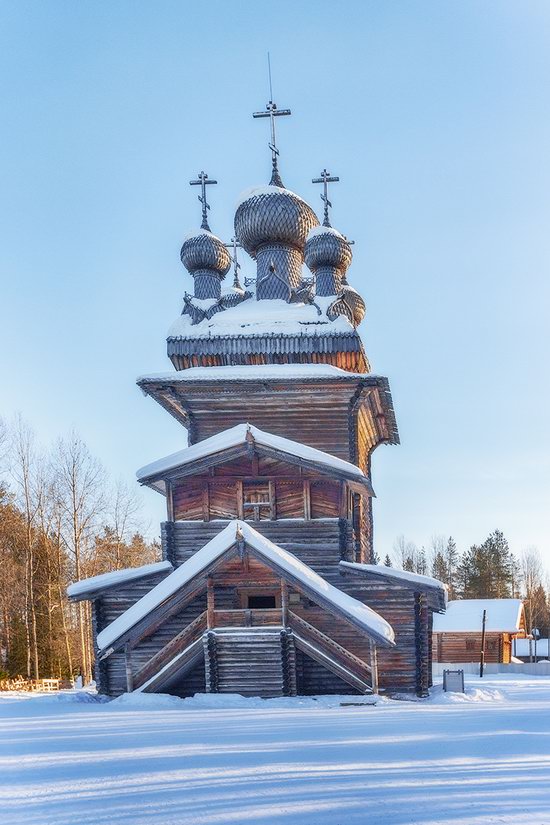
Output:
[[137, 364, 368, 383], [97, 520, 394, 652], [433, 599, 525, 633], [340, 562, 447, 593], [136, 421, 367, 484], [67, 560, 173, 599]]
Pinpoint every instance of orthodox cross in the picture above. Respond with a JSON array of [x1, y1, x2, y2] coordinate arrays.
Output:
[[224, 236, 243, 289], [189, 171, 217, 230], [312, 169, 339, 227], [253, 54, 291, 186]]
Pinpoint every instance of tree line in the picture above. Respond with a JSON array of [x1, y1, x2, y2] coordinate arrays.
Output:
[[0, 416, 159, 683], [381, 531, 550, 637]]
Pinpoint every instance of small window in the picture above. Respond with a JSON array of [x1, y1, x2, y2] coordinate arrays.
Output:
[[465, 640, 477, 651], [247, 595, 277, 609], [242, 482, 272, 520]]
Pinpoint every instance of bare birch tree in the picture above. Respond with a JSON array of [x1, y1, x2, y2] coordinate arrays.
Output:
[[53, 432, 105, 683]]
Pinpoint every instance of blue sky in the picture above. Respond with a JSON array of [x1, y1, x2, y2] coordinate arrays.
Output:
[[1, 1, 549, 566]]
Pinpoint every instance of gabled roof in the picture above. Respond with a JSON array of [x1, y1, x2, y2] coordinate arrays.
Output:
[[339, 562, 447, 613], [433, 599, 525, 634], [97, 520, 395, 653], [67, 561, 173, 602], [137, 422, 374, 495]]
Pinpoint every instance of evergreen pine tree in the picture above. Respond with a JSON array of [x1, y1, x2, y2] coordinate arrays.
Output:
[[444, 537, 459, 598], [416, 546, 427, 575], [384, 554, 392, 567], [432, 551, 447, 582]]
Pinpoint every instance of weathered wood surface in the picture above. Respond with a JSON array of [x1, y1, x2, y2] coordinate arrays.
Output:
[[138, 378, 398, 462], [134, 610, 207, 690], [204, 628, 293, 698], [433, 631, 512, 664]]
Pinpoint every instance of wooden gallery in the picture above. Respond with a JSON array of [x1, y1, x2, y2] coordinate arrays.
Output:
[[69, 114, 448, 698]]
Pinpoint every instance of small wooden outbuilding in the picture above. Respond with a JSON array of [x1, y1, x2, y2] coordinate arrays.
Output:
[[433, 599, 526, 664]]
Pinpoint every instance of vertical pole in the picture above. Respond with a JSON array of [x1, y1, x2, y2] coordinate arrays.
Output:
[[202, 484, 210, 522], [269, 480, 276, 520], [207, 577, 215, 630], [480, 609, 487, 678], [124, 643, 134, 693], [166, 480, 174, 522], [281, 580, 288, 627], [236, 480, 244, 519], [303, 480, 311, 520], [369, 640, 379, 695]]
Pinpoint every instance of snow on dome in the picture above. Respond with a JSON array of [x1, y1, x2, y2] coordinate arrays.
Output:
[[181, 228, 218, 243], [180, 229, 231, 276], [433, 599, 525, 634], [97, 521, 395, 652], [306, 225, 348, 241], [235, 184, 308, 211], [234, 184, 319, 257]]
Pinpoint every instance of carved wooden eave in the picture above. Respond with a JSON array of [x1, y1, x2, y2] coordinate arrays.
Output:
[[137, 372, 399, 455], [166, 329, 370, 372], [137, 425, 375, 498]]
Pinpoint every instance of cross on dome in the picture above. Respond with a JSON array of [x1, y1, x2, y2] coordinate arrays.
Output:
[[189, 171, 218, 230], [224, 236, 243, 289], [312, 169, 340, 227], [252, 55, 291, 187]]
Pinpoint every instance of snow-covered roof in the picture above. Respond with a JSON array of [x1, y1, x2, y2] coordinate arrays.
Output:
[[167, 298, 354, 340], [433, 600, 525, 634], [138, 364, 367, 384], [339, 562, 447, 612], [137, 422, 370, 489], [67, 561, 173, 600], [97, 520, 395, 652], [340, 562, 447, 593]]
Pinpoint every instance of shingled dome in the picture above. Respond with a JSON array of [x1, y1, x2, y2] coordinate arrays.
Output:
[[305, 225, 353, 275], [180, 229, 231, 276], [235, 185, 319, 258]]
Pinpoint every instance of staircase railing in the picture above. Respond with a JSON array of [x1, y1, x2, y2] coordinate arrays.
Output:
[[133, 610, 207, 690], [288, 611, 373, 691]]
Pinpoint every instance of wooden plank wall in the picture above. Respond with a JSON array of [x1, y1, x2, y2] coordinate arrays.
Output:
[[171, 457, 343, 523], [433, 632, 508, 664]]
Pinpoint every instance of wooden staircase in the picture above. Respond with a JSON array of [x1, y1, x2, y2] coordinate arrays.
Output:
[[204, 628, 296, 697], [287, 612, 374, 694], [132, 611, 376, 697]]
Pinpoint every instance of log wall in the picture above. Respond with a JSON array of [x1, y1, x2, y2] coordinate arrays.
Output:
[[433, 632, 511, 664], [93, 520, 430, 696]]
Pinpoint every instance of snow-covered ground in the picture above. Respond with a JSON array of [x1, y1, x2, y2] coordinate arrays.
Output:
[[1, 674, 550, 825]]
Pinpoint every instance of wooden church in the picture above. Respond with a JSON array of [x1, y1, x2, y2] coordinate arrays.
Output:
[[68, 99, 447, 698]]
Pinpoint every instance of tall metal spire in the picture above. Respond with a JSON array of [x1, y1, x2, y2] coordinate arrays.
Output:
[[253, 54, 291, 187], [189, 171, 218, 230], [312, 169, 340, 227], [224, 236, 243, 290]]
